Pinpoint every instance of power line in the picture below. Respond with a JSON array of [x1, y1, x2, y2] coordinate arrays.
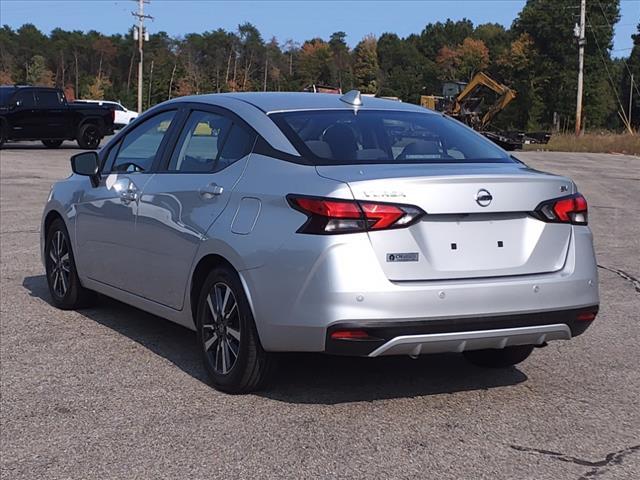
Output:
[[595, 0, 640, 98], [587, 16, 633, 132], [588, 23, 636, 28]]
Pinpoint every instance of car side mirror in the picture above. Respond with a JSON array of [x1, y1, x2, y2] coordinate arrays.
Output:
[[70, 151, 100, 187]]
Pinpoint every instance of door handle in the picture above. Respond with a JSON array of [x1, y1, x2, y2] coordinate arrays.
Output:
[[199, 183, 224, 199], [120, 187, 139, 204]]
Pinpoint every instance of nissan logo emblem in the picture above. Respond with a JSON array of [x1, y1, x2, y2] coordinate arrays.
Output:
[[475, 189, 493, 207]]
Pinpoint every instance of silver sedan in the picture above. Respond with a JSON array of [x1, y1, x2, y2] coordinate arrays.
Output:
[[41, 91, 599, 393]]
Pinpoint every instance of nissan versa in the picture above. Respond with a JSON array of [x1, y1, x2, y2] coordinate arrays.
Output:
[[41, 91, 599, 393]]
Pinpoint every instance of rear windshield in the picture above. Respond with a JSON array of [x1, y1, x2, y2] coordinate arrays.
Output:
[[271, 110, 513, 165]]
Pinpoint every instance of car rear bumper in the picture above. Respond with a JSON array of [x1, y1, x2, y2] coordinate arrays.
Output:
[[325, 305, 598, 356], [243, 226, 599, 353]]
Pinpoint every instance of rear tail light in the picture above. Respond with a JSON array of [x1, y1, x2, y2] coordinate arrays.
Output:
[[330, 329, 372, 340], [535, 193, 588, 225], [576, 307, 598, 322], [287, 195, 424, 234]]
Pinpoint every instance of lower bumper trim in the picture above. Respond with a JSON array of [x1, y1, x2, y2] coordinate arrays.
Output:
[[367, 324, 571, 357], [325, 305, 598, 356]]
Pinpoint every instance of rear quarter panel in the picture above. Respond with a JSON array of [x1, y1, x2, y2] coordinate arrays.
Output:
[[187, 154, 353, 341]]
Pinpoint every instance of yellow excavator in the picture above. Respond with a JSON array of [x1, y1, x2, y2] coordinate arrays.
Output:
[[421, 72, 550, 150]]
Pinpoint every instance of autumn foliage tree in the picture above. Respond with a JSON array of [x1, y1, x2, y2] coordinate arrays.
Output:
[[0, 1, 631, 132], [26, 55, 54, 86], [353, 35, 379, 94], [436, 38, 489, 81], [298, 39, 333, 86]]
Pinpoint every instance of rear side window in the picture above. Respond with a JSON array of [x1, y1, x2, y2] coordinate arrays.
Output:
[[111, 110, 176, 173], [105, 102, 125, 111], [271, 110, 512, 165], [166, 110, 255, 173], [217, 124, 255, 170], [36, 90, 64, 107], [167, 111, 232, 172]]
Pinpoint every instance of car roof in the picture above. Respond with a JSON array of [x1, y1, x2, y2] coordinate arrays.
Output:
[[0, 85, 58, 90], [180, 92, 432, 115]]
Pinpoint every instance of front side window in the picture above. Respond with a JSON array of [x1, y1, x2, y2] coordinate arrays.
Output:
[[111, 110, 176, 173], [101, 140, 121, 172], [15, 90, 35, 108], [271, 110, 513, 165]]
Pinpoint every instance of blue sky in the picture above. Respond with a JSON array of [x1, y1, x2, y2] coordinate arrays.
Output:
[[1, 0, 638, 56]]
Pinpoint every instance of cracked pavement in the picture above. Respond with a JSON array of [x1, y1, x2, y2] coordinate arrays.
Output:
[[1, 144, 639, 479]]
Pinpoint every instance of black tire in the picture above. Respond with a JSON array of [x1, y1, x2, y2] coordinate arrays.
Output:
[[76, 123, 102, 149], [42, 139, 64, 148], [45, 218, 95, 310], [196, 265, 275, 393], [463, 345, 534, 368]]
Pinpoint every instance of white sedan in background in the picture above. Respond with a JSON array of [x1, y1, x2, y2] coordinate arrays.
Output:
[[74, 100, 138, 129]]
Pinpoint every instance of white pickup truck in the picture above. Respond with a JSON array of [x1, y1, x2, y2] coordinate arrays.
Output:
[[74, 100, 138, 129]]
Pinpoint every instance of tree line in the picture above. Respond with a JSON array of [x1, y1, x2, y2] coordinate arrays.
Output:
[[1, 0, 638, 131]]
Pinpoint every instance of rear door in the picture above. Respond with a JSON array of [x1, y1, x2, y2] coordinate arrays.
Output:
[[75, 109, 178, 291], [34, 89, 68, 138], [134, 107, 257, 309]]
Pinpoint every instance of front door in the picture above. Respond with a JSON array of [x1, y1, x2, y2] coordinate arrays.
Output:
[[134, 109, 256, 309], [74, 109, 178, 292], [8, 90, 37, 139]]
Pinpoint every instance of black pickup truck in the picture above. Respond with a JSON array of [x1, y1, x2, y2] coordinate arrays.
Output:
[[0, 85, 115, 149]]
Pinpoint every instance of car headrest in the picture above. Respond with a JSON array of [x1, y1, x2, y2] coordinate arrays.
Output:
[[305, 140, 332, 158], [322, 124, 358, 159], [397, 140, 442, 160]]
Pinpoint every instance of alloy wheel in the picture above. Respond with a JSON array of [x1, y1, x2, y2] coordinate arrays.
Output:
[[83, 126, 99, 147], [202, 282, 241, 375], [48, 230, 71, 298]]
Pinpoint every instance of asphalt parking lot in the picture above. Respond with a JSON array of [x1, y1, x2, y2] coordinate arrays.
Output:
[[1, 141, 639, 479]]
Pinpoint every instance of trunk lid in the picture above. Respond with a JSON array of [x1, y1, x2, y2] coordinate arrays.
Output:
[[317, 163, 574, 281]]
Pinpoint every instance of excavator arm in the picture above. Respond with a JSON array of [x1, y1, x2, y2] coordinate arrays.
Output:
[[451, 72, 517, 129]]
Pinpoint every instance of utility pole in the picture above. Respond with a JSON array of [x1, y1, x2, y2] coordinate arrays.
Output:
[[263, 57, 268, 92], [574, 0, 586, 135], [132, 0, 152, 113], [168, 63, 177, 100], [148, 60, 154, 109], [629, 73, 634, 127]]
